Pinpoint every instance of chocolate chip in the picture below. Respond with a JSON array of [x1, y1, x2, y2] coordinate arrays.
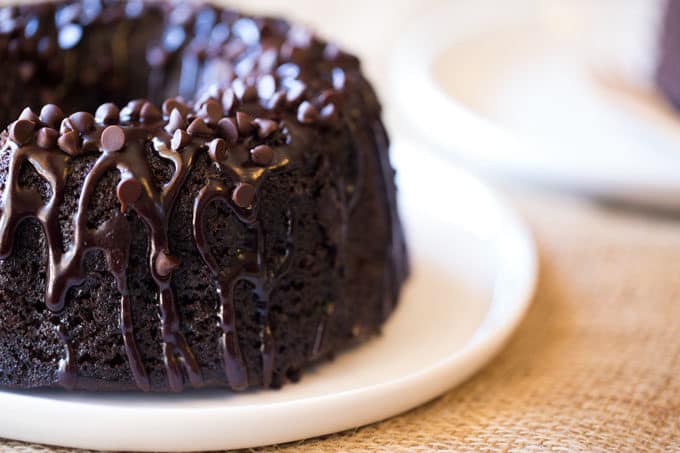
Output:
[[235, 57, 256, 79], [253, 118, 278, 139], [140, 102, 162, 123], [81, 1, 102, 25], [9, 120, 35, 145], [210, 22, 230, 46], [320, 103, 338, 124], [3, 5, 17, 16], [221, 88, 237, 115], [232, 182, 255, 208], [57, 130, 81, 156], [258, 48, 278, 72], [162, 97, 189, 117], [187, 118, 212, 137], [196, 86, 220, 106], [125, 1, 144, 18], [332, 67, 346, 91], [120, 99, 145, 120], [232, 17, 260, 46], [297, 101, 319, 124], [146, 46, 167, 67], [236, 111, 254, 135], [69, 112, 94, 132], [286, 80, 306, 105], [24, 17, 39, 39], [171, 129, 191, 150], [95, 103, 120, 124], [288, 25, 314, 48], [24, 18, 40, 38], [250, 144, 273, 166], [1, 16, 16, 33], [165, 108, 185, 134], [55, 4, 80, 27], [155, 250, 180, 277], [101, 125, 126, 152], [58, 23, 83, 50], [323, 43, 340, 61], [39, 104, 64, 128], [36, 127, 58, 149], [208, 138, 227, 162], [117, 178, 143, 212], [267, 91, 286, 110], [60, 117, 76, 134], [232, 78, 257, 102], [18, 107, 39, 124], [216, 117, 238, 144], [197, 99, 222, 126], [318, 89, 340, 106], [194, 7, 216, 36], [257, 74, 276, 100], [162, 24, 186, 51], [276, 62, 300, 79]]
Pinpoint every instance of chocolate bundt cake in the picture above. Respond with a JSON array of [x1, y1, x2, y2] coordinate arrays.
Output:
[[0, 1, 407, 392]]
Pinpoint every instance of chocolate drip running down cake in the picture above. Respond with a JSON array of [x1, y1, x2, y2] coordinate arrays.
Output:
[[0, 1, 407, 391]]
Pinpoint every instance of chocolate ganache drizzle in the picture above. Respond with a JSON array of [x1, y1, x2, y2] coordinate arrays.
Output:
[[0, 1, 408, 391], [0, 92, 312, 390]]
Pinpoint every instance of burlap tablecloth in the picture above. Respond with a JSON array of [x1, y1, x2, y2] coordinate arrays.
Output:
[[2, 190, 679, 452]]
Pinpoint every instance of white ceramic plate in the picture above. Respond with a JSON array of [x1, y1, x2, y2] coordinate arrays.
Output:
[[391, 0, 680, 209], [0, 137, 537, 451]]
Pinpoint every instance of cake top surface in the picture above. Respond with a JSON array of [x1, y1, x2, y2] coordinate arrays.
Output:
[[0, 0, 361, 131]]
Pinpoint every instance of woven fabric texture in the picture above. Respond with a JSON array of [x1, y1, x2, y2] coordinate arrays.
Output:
[[2, 193, 680, 451]]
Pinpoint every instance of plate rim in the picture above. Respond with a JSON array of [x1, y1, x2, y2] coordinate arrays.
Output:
[[389, 0, 680, 206], [0, 139, 538, 451]]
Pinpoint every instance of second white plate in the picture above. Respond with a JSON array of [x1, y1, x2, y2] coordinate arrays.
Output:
[[0, 137, 536, 451], [391, 0, 680, 209]]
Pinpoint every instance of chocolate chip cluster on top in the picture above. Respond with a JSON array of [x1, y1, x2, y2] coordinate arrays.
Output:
[[0, 0, 408, 392]]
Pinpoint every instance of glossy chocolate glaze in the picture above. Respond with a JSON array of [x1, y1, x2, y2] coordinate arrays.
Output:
[[0, 0, 408, 391]]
